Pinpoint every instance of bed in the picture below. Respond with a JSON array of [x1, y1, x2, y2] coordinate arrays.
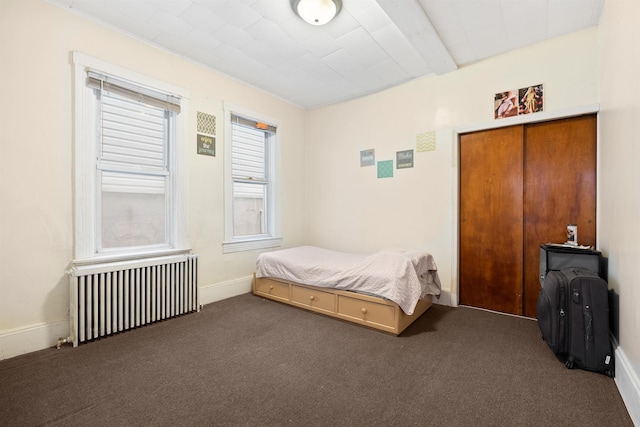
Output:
[[253, 246, 441, 335]]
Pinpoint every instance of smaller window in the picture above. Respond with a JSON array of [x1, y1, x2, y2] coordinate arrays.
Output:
[[223, 105, 281, 253]]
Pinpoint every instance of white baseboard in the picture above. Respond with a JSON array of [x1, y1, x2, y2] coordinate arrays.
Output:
[[613, 344, 640, 425], [198, 276, 253, 306], [432, 289, 454, 306], [0, 287, 455, 360], [0, 277, 253, 361], [0, 320, 69, 360]]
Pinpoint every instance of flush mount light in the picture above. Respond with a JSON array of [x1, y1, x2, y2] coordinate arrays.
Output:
[[291, 0, 342, 26]]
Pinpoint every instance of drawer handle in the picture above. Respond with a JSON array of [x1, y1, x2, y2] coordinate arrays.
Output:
[[309, 295, 315, 301], [269, 286, 274, 290], [361, 308, 367, 314]]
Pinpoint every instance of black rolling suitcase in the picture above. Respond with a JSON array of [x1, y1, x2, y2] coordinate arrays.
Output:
[[537, 267, 615, 377]]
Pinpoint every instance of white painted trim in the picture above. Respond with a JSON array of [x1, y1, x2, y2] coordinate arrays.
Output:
[[0, 320, 69, 360], [0, 275, 253, 360], [69, 253, 195, 275], [222, 102, 282, 252], [449, 291, 459, 307], [222, 237, 283, 254], [71, 51, 191, 262], [455, 104, 600, 134], [613, 344, 640, 425], [431, 289, 453, 306], [449, 127, 459, 308], [198, 276, 253, 306]]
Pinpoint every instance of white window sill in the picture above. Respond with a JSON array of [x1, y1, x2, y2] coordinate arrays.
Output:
[[223, 237, 282, 254], [72, 248, 193, 267]]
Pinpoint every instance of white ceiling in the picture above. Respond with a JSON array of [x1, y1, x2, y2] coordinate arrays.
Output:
[[47, 0, 604, 109]]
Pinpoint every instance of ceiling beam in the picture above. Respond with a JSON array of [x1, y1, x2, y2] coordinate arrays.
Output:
[[375, 0, 457, 75]]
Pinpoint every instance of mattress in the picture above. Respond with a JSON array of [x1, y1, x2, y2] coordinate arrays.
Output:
[[255, 246, 441, 315]]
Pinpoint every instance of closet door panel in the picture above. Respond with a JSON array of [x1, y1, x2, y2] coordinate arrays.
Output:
[[460, 126, 524, 315], [523, 115, 597, 317]]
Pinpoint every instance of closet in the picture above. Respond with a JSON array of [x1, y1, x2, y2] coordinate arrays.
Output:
[[459, 114, 597, 317]]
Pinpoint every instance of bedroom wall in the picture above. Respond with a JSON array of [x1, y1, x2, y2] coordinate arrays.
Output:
[[303, 27, 601, 304], [0, 0, 307, 358], [598, 0, 640, 422]]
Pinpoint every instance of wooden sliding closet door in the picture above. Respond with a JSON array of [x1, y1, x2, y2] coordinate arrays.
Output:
[[522, 115, 597, 318], [459, 126, 524, 315], [459, 115, 597, 318]]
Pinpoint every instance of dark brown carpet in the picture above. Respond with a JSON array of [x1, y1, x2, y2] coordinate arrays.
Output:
[[0, 293, 632, 426]]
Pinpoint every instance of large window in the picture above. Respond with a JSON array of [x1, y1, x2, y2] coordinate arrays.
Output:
[[223, 104, 281, 253], [73, 53, 189, 262]]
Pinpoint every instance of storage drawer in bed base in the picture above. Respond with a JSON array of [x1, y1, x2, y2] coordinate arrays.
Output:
[[253, 274, 433, 335]]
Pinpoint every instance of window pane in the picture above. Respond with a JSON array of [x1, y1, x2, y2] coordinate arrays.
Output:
[[101, 171, 166, 249], [233, 181, 266, 236]]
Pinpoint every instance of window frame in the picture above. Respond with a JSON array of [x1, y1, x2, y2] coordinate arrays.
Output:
[[72, 52, 190, 264], [223, 102, 281, 253]]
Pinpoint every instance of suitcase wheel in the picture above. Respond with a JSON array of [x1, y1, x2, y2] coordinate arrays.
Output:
[[605, 370, 615, 378], [565, 360, 575, 369]]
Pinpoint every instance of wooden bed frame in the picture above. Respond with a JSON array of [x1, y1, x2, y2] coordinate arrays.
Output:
[[253, 274, 433, 335]]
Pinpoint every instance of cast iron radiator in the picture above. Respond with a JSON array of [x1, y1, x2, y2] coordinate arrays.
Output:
[[68, 254, 198, 346]]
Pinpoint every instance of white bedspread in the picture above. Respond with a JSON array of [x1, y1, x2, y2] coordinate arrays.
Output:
[[255, 246, 441, 315]]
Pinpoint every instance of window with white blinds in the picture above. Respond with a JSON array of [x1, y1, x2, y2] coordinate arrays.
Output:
[[74, 53, 186, 258], [223, 105, 281, 253], [90, 73, 178, 251], [231, 114, 271, 237]]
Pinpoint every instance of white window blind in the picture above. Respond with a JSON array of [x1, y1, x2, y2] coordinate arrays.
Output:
[[231, 114, 278, 198], [99, 92, 168, 172], [88, 69, 179, 251], [92, 72, 176, 196]]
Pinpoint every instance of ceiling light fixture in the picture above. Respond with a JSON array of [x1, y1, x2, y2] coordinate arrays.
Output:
[[291, 0, 342, 26]]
